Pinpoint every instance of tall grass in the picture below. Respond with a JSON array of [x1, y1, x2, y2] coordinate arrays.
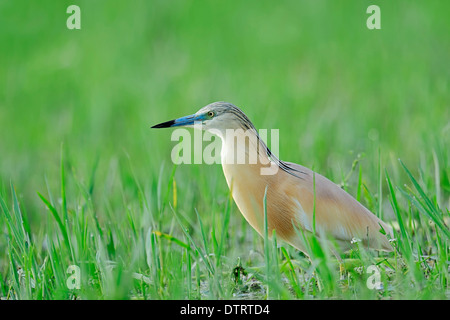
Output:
[[0, 0, 449, 300], [1, 147, 447, 299]]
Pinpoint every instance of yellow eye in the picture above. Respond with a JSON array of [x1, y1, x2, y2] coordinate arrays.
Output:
[[208, 111, 215, 118]]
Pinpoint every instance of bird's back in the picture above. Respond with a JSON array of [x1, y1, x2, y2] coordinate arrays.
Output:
[[222, 158, 393, 254], [277, 161, 393, 252]]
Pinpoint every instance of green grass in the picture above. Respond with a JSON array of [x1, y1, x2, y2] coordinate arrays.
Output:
[[0, 0, 449, 299]]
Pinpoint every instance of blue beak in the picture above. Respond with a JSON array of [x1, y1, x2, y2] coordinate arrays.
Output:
[[151, 113, 205, 128]]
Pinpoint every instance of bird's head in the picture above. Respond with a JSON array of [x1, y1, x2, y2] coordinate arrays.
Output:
[[151, 102, 256, 137]]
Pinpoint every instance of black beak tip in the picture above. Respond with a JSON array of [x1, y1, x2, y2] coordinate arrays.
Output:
[[151, 120, 175, 129]]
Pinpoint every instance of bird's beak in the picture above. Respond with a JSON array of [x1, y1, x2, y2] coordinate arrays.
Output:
[[151, 113, 205, 129]]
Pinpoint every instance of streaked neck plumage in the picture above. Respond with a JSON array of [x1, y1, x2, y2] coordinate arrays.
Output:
[[212, 127, 271, 167]]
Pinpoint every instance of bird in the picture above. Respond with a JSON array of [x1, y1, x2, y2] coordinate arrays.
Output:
[[151, 101, 393, 257]]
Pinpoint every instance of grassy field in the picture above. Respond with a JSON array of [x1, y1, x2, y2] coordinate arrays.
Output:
[[0, 0, 449, 300]]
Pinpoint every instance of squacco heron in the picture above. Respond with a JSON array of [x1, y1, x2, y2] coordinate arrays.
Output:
[[152, 102, 393, 256]]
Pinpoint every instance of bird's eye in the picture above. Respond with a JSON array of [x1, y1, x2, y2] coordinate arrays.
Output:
[[208, 111, 215, 118]]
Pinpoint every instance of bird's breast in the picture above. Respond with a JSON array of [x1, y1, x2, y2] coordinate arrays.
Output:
[[221, 162, 303, 243], [222, 163, 266, 234]]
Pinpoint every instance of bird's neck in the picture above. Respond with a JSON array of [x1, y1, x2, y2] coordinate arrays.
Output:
[[217, 128, 271, 167], [215, 127, 280, 188], [216, 128, 279, 238]]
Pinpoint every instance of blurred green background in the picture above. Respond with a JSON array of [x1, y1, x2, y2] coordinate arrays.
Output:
[[0, 0, 449, 254], [0, 0, 449, 300]]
